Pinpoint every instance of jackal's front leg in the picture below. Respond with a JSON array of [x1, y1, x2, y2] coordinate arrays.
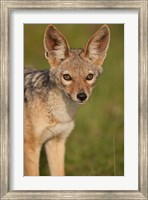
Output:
[[24, 141, 41, 176], [45, 137, 66, 176]]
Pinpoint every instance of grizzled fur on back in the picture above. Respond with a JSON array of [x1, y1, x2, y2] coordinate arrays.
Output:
[[24, 68, 53, 102], [24, 24, 110, 176]]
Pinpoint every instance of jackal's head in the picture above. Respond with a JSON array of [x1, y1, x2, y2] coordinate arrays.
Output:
[[44, 25, 110, 104]]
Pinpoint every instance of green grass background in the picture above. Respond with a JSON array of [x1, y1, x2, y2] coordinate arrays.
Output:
[[24, 24, 124, 176]]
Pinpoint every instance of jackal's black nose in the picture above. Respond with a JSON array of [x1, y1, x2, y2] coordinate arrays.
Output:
[[77, 92, 87, 101]]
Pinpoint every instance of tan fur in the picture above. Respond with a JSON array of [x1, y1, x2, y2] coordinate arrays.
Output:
[[24, 24, 110, 176]]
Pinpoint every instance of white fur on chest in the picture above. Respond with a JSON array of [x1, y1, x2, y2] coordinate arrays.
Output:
[[39, 90, 78, 143], [48, 89, 79, 122], [40, 120, 75, 144], [50, 120, 75, 137]]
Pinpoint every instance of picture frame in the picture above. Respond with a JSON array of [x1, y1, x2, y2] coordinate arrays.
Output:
[[0, 0, 147, 199]]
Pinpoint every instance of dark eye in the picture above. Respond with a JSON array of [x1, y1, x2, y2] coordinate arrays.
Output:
[[63, 74, 72, 81], [86, 73, 94, 80]]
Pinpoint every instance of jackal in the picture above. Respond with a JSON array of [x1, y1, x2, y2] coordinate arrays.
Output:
[[24, 24, 110, 176]]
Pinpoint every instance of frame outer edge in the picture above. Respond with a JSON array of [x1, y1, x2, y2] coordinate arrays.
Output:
[[1, 0, 9, 199], [139, 0, 148, 199], [0, 0, 148, 199]]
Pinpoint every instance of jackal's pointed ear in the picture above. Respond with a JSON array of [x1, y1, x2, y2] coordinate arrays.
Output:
[[84, 25, 110, 66], [44, 25, 70, 67]]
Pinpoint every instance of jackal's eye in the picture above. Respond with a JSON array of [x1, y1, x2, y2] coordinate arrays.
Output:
[[86, 73, 94, 80], [63, 74, 72, 81]]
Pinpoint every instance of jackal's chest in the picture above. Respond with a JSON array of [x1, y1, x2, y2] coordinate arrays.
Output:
[[40, 120, 75, 144], [38, 96, 77, 143], [28, 90, 78, 143], [50, 120, 75, 138]]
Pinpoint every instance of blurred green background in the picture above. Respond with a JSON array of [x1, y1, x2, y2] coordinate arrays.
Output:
[[24, 24, 124, 176]]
